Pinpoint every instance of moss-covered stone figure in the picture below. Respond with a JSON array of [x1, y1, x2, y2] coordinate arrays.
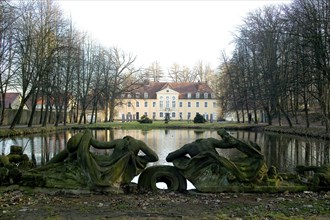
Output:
[[166, 129, 269, 192], [25, 130, 158, 192], [0, 146, 35, 186], [296, 163, 330, 191]]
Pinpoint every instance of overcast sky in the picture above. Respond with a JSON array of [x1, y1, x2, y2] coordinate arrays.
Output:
[[58, 0, 291, 70]]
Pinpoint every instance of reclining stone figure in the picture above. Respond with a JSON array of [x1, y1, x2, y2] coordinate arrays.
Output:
[[36, 130, 158, 190], [166, 129, 268, 192]]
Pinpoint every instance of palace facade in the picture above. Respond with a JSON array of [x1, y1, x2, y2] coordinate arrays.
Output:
[[115, 81, 219, 121]]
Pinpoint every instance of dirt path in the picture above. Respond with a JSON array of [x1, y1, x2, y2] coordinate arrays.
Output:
[[1, 189, 330, 219]]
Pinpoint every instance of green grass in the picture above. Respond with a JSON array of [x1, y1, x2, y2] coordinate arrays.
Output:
[[71, 120, 261, 130]]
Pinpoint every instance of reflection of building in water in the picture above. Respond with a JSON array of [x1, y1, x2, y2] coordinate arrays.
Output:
[[1, 130, 329, 172], [144, 129, 179, 165]]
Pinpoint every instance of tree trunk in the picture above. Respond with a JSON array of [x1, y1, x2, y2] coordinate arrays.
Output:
[[10, 93, 33, 129], [0, 93, 6, 126], [42, 97, 50, 127], [10, 103, 24, 129], [28, 89, 40, 127]]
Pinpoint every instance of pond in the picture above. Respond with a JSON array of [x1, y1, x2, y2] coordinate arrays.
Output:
[[1, 129, 329, 174]]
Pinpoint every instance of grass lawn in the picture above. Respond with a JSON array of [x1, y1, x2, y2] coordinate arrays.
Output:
[[72, 120, 262, 130]]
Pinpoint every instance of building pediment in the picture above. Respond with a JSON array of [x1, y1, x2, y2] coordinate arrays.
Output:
[[156, 87, 179, 96]]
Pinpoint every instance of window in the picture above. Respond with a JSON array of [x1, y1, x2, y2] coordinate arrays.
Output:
[[188, 102, 191, 107], [204, 92, 208, 98], [128, 101, 131, 107], [187, 93, 191, 98], [172, 101, 176, 108], [171, 112, 176, 118], [196, 92, 200, 98], [121, 93, 125, 98], [144, 92, 148, 99], [160, 101, 163, 108], [152, 112, 156, 119], [127, 93, 131, 98], [166, 100, 170, 108], [160, 112, 164, 118], [213, 102, 216, 108], [187, 112, 191, 119], [179, 102, 183, 107], [204, 102, 208, 107], [153, 102, 156, 107], [144, 112, 147, 116], [144, 101, 148, 107], [136, 101, 139, 107], [135, 92, 140, 98], [179, 112, 183, 119], [196, 102, 199, 108], [211, 93, 215, 99]]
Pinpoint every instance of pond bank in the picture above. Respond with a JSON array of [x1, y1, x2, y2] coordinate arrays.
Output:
[[1, 121, 329, 140], [264, 125, 330, 140]]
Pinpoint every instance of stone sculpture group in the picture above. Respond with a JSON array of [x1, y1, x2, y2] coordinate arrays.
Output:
[[0, 129, 329, 193]]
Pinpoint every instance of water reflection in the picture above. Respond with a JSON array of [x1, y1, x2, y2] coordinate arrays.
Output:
[[1, 129, 329, 173], [230, 130, 330, 173]]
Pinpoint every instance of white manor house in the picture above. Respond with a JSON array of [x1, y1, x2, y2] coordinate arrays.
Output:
[[116, 81, 219, 122]]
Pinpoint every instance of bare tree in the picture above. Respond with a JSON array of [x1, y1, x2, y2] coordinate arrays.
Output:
[[10, 0, 63, 129], [76, 34, 96, 124], [167, 63, 181, 82], [288, 0, 330, 130], [193, 61, 214, 83], [220, 51, 241, 123], [144, 61, 163, 82], [89, 45, 106, 124], [218, 0, 329, 130], [108, 47, 142, 121], [0, 0, 16, 125]]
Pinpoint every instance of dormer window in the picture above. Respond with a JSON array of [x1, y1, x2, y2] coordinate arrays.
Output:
[[204, 92, 208, 99], [127, 93, 132, 98], [211, 93, 215, 99], [187, 93, 191, 98], [135, 92, 140, 98], [144, 92, 148, 99], [196, 92, 200, 98]]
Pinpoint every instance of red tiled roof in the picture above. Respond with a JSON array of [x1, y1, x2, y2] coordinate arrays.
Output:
[[0, 92, 20, 108], [132, 82, 214, 99]]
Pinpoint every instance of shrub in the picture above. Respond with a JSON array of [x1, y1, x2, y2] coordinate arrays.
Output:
[[193, 113, 206, 123], [138, 115, 153, 124]]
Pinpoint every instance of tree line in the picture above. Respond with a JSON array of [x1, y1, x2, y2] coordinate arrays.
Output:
[[144, 60, 215, 83], [217, 0, 330, 131], [0, 0, 217, 129], [0, 0, 146, 129]]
